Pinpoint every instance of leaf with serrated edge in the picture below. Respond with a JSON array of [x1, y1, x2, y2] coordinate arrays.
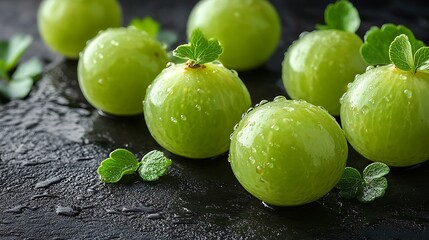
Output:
[[173, 29, 223, 65], [360, 24, 425, 66], [138, 150, 172, 181], [362, 162, 390, 182], [129, 17, 160, 38], [97, 149, 139, 183], [414, 47, 429, 71], [357, 177, 388, 202], [317, 0, 360, 33], [389, 34, 414, 71]]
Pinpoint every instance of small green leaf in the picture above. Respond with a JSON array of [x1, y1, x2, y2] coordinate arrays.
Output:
[[173, 29, 223, 66], [362, 162, 390, 182], [336, 167, 363, 199], [12, 58, 43, 80], [138, 150, 172, 181], [316, 0, 360, 33], [129, 17, 160, 38], [389, 34, 414, 71], [2, 77, 33, 99], [97, 149, 139, 183], [0, 35, 33, 71], [360, 24, 425, 66], [414, 47, 429, 71], [357, 177, 388, 202]]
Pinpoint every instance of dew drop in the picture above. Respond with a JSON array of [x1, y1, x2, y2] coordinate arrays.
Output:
[[251, 147, 257, 154], [403, 89, 412, 98], [195, 104, 202, 111], [98, 53, 104, 59], [368, 98, 375, 104], [230, 69, 239, 77], [259, 99, 269, 106], [256, 165, 263, 174], [180, 115, 187, 121], [170, 117, 178, 123], [273, 96, 287, 102], [166, 62, 175, 68], [233, 123, 239, 131], [361, 105, 369, 114], [299, 31, 309, 39], [248, 156, 256, 165], [98, 43, 105, 49], [266, 162, 274, 168], [246, 107, 254, 114], [110, 40, 119, 46], [354, 74, 360, 79], [347, 82, 354, 89], [366, 65, 375, 72], [400, 75, 408, 81], [97, 79, 103, 85], [270, 124, 279, 131], [229, 133, 234, 140]]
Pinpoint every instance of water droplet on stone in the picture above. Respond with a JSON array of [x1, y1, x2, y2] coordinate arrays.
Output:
[[35, 176, 64, 189], [56, 206, 80, 216]]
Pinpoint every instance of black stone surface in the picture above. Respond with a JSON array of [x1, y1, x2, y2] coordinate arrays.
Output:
[[1, 0, 428, 239]]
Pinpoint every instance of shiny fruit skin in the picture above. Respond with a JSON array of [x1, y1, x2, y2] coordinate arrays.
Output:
[[78, 28, 169, 116], [187, 0, 281, 71], [38, 0, 122, 58], [341, 65, 429, 167], [229, 98, 348, 206], [282, 30, 367, 116], [144, 63, 251, 159]]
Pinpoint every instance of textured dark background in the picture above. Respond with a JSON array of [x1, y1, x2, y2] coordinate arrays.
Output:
[[1, 0, 428, 239]]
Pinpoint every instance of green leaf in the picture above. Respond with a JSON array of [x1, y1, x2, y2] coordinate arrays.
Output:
[[336, 167, 363, 199], [357, 177, 388, 202], [2, 77, 33, 99], [389, 34, 415, 71], [362, 162, 390, 182], [97, 149, 139, 183], [414, 47, 429, 71], [360, 24, 425, 66], [173, 29, 223, 66], [129, 17, 160, 38], [138, 150, 172, 181], [0, 35, 32, 71], [316, 0, 360, 33], [12, 58, 43, 80]]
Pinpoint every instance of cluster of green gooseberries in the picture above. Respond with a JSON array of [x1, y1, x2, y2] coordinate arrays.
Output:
[[38, 0, 428, 206]]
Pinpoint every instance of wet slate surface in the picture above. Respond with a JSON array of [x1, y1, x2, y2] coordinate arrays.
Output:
[[1, 0, 429, 239]]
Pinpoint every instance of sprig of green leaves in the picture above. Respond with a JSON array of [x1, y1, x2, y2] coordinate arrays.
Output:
[[129, 17, 178, 50], [316, 0, 360, 33], [389, 34, 429, 72], [173, 29, 223, 67], [360, 24, 425, 66], [0, 35, 43, 100], [336, 162, 390, 203], [97, 149, 172, 183]]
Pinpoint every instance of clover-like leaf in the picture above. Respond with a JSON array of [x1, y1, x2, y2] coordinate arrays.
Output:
[[173, 29, 223, 67], [414, 47, 429, 71], [360, 24, 424, 66], [97, 149, 139, 183], [138, 150, 172, 181], [336, 167, 363, 199], [316, 0, 360, 33], [0, 34, 33, 71], [362, 162, 390, 182], [357, 177, 388, 202], [389, 34, 414, 71]]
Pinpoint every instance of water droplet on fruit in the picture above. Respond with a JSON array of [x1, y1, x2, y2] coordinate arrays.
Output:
[[229, 133, 234, 140], [98, 53, 104, 59], [403, 89, 412, 98], [180, 115, 187, 121], [273, 96, 286, 102], [354, 74, 360, 79], [248, 156, 255, 165], [270, 124, 279, 131], [368, 98, 375, 104], [110, 40, 119, 46], [266, 162, 274, 168], [400, 75, 408, 80], [241, 112, 247, 119], [195, 104, 202, 111], [347, 82, 354, 89], [166, 62, 175, 68], [98, 43, 105, 49], [299, 31, 309, 39], [366, 65, 375, 72], [233, 123, 239, 131], [230, 69, 238, 77], [339, 93, 347, 104], [283, 106, 295, 112], [256, 165, 263, 174], [361, 105, 369, 114], [246, 107, 254, 114], [251, 147, 257, 154], [258, 99, 269, 106], [97, 79, 103, 85], [170, 117, 178, 123]]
